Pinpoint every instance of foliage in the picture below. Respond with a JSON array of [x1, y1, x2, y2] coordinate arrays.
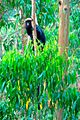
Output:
[[0, 0, 80, 120], [0, 40, 80, 119]]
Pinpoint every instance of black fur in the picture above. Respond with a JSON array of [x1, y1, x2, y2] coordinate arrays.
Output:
[[25, 18, 46, 46]]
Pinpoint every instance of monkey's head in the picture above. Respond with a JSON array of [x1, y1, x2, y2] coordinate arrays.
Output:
[[25, 18, 33, 30]]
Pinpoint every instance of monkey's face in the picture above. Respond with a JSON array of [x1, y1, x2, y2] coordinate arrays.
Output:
[[25, 18, 33, 30], [25, 20, 32, 29]]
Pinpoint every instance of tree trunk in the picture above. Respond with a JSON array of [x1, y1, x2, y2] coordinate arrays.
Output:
[[31, 0, 37, 55], [57, 109, 63, 120], [21, 20, 26, 54], [20, 9, 26, 54], [58, 0, 69, 56], [57, 0, 70, 120]]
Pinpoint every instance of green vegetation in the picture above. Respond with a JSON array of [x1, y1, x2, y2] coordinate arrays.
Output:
[[0, 0, 80, 120], [0, 42, 80, 119]]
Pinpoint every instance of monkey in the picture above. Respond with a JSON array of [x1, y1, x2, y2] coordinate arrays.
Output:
[[25, 18, 46, 49]]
